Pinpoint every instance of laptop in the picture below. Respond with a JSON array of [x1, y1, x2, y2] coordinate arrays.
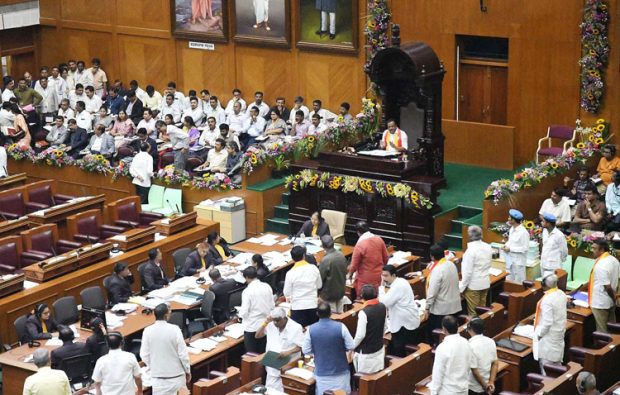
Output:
[[80, 307, 107, 331]]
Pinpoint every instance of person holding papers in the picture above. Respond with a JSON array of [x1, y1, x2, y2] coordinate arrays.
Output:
[[534, 274, 566, 374], [255, 307, 304, 392], [205, 230, 232, 266], [296, 211, 330, 238], [181, 243, 210, 276], [238, 266, 274, 353]]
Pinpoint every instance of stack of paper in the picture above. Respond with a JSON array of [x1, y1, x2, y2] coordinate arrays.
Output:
[[285, 367, 314, 381], [141, 297, 169, 309], [171, 295, 198, 306], [224, 323, 245, 339], [228, 252, 254, 265], [105, 312, 126, 329], [170, 276, 200, 290], [148, 287, 177, 300], [305, 244, 323, 255], [190, 338, 219, 351], [127, 296, 146, 305], [209, 335, 227, 343], [46, 337, 63, 346], [111, 303, 138, 313], [489, 267, 503, 277], [263, 251, 289, 269], [513, 324, 535, 339]]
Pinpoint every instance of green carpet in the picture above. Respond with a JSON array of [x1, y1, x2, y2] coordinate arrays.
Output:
[[438, 163, 514, 212]]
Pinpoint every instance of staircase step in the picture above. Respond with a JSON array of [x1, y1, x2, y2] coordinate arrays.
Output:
[[458, 206, 483, 220], [274, 204, 289, 219], [282, 192, 290, 205], [265, 217, 290, 235]]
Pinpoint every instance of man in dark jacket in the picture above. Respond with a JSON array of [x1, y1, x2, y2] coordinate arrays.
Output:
[[106, 262, 134, 305], [209, 268, 238, 324], [131, 128, 158, 166], [181, 243, 209, 276], [65, 119, 88, 159], [51, 325, 88, 368], [141, 248, 169, 292], [319, 235, 348, 313], [124, 90, 144, 125]]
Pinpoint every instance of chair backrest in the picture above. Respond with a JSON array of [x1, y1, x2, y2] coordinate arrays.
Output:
[[108, 196, 142, 224], [53, 296, 79, 325], [0, 235, 23, 272], [60, 353, 93, 385], [228, 286, 245, 312], [0, 190, 26, 217], [14, 314, 28, 344], [117, 145, 135, 160], [162, 188, 183, 214], [573, 257, 596, 283], [102, 275, 114, 302], [26, 181, 54, 207], [186, 157, 203, 172], [145, 185, 166, 208], [22, 224, 59, 253], [548, 125, 575, 140], [138, 262, 148, 294], [321, 209, 347, 237], [80, 286, 106, 311], [168, 310, 187, 338], [561, 255, 573, 281], [172, 247, 192, 276], [66, 209, 102, 241], [201, 290, 216, 327]]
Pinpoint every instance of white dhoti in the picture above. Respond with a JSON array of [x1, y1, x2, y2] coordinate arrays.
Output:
[[353, 347, 384, 374], [253, 0, 269, 24], [265, 366, 284, 392], [321, 11, 336, 34], [151, 375, 187, 395], [315, 371, 350, 395]]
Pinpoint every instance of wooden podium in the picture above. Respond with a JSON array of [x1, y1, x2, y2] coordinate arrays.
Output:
[[107, 226, 156, 251], [22, 242, 113, 282], [27, 195, 106, 238], [0, 274, 25, 298], [151, 211, 197, 235]]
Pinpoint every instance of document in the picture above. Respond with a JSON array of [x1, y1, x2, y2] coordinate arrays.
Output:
[[190, 338, 218, 351], [285, 367, 314, 381], [261, 351, 292, 369]]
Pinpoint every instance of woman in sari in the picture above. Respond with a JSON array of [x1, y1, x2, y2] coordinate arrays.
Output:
[[109, 109, 135, 150]]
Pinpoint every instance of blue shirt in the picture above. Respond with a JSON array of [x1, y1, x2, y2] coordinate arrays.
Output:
[[105, 95, 124, 115]]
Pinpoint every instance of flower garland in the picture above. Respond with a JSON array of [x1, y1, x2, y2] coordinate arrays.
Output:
[[363, 0, 391, 74], [240, 98, 379, 174], [7, 143, 35, 161], [76, 155, 112, 175], [285, 169, 433, 210], [484, 119, 609, 205], [34, 147, 75, 168], [154, 165, 240, 191], [579, 0, 609, 113]]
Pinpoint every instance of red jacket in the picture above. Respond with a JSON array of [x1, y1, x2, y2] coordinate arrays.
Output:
[[349, 234, 389, 295]]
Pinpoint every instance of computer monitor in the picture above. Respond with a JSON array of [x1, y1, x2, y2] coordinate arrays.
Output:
[[80, 307, 107, 331]]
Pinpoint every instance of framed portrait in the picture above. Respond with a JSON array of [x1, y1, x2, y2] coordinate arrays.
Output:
[[296, 0, 359, 54], [232, 0, 291, 48], [171, 0, 228, 42]]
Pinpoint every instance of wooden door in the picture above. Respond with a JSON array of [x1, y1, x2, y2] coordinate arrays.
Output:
[[8, 53, 36, 78], [458, 61, 508, 125]]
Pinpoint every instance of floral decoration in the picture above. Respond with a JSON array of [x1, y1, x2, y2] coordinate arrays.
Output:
[[33, 147, 75, 168], [363, 0, 391, 74], [7, 143, 35, 161], [239, 98, 379, 174], [579, 0, 610, 113], [285, 169, 433, 209], [484, 120, 609, 205], [76, 155, 112, 175], [191, 172, 236, 192], [156, 165, 193, 187]]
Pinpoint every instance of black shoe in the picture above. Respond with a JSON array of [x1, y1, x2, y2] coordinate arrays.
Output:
[[329, 33, 336, 40], [315, 29, 326, 36]]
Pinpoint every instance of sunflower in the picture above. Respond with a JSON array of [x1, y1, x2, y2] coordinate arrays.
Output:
[[596, 118, 605, 124], [54, 150, 64, 157], [588, 70, 597, 76], [360, 179, 373, 193], [576, 142, 586, 149], [523, 220, 535, 230], [307, 135, 316, 143], [550, 162, 559, 169], [595, 138, 604, 144], [595, 124, 605, 132], [96, 154, 105, 161], [587, 93, 594, 100], [593, 29, 599, 35], [588, 134, 595, 142], [46, 159, 52, 166], [568, 239, 577, 248], [250, 154, 258, 165], [385, 184, 394, 196]]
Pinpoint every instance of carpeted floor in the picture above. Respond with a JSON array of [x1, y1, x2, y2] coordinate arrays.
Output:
[[438, 162, 514, 212]]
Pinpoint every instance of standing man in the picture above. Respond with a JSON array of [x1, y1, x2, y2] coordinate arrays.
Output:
[[129, 142, 154, 204], [284, 245, 322, 327], [255, 307, 304, 391], [426, 244, 461, 340], [353, 285, 386, 374], [315, 0, 337, 39], [142, 248, 169, 292], [534, 274, 567, 374], [380, 119, 408, 153], [106, 262, 135, 306], [589, 239, 620, 333], [467, 318, 499, 395], [502, 209, 529, 283], [348, 221, 389, 297], [430, 316, 474, 395], [140, 303, 191, 395], [88, 58, 108, 97], [238, 266, 275, 353], [379, 264, 419, 356], [22, 349, 71, 395], [460, 226, 493, 317], [319, 235, 348, 313], [92, 332, 142, 395], [252, 0, 270, 31], [302, 302, 355, 395], [540, 213, 568, 278]]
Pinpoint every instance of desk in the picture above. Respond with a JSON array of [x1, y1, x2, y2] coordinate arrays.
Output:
[[107, 226, 156, 252], [567, 305, 595, 347], [0, 216, 31, 238], [0, 224, 215, 343], [494, 314, 578, 392], [27, 195, 106, 238], [414, 361, 509, 395], [152, 211, 197, 236], [0, 173, 27, 190]]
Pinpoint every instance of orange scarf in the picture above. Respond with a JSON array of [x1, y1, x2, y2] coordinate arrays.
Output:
[[534, 288, 558, 327], [426, 258, 446, 291], [383, 129, 403, 149], [588, 252, 609, 305]]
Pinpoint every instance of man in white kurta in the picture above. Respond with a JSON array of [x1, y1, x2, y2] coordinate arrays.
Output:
[[502, 209, 529, 283], [459, 225, 492, 317], [534, 274, 567, 374], [467, 318, 498, 395], [353, 285, 386, 374], [589, 240, 620, 333], [238, 266, 275, 354], [431, 316, 474, 395], [538, 188, 572, 227], [540, 213, 568, 278], [255, 307, 304, 391]]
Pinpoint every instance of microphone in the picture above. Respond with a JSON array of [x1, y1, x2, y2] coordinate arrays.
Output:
[[51, 245, 58, 257], [2, 166, 7, 177], [166, 199, 176, 215], [175, 203, 181, 214]]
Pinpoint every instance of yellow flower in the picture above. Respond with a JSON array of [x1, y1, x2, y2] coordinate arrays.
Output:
[[595, 138, 604, 144], [550, 162, 558, 169], [96, 154, 105, 161], [569, 239, 577, 248], [588, 70, 597, 76], [576, 142, 585, 149], [386, 184, 394, 196], [54, 150, 63, 157], [596, 118, 605, 124], [593, 29, 599, 35], [595, 124, 605, 132], [46, 159, 52, 166], [587, 93, 594, 100], [588, 134, 595, 142], [250, 154, 258, 165], [307, 136, 316, 143], [360, 179, 373, 193], [523, 220, 535, 230]]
